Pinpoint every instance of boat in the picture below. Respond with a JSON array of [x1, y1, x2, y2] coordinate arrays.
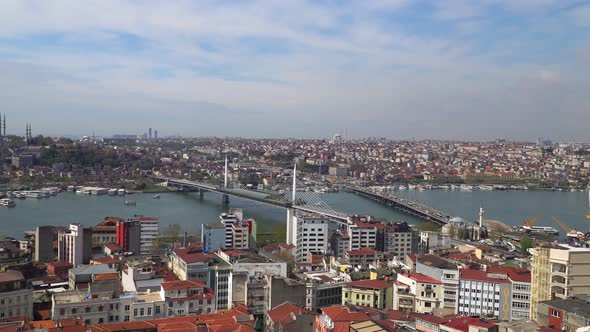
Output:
[[14, 192, 26, 199], [479, 185, 493, 191], [107, 189, 118, 196], [125, 201, 136, 206], [24, 191, 44, 198], [67, 185, 75, 192], [459, 184, 473, 191], [0, 198, 16, 207], [153, 195, 161, 199], [118, 189, 126, 196]]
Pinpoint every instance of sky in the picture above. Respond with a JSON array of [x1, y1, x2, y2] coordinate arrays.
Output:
[[1, 0, 590, 141]]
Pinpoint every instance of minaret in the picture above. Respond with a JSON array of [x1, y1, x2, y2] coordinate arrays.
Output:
[[479, 204, 484, 228], [0, 112, 3, 137]]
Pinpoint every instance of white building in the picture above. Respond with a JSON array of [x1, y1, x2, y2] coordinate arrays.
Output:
[[220, 209, 242, 248], [347, 222, 378, 251], [58, 223, 91, 266], [458, 269, 512, 320], [287, 212, 329, 262], [384, 223, 416, 257], [0, 271, 33, 320], [419, 231, 450, 253], [415, 255, 459, 313], [160, 280, 216, 316]]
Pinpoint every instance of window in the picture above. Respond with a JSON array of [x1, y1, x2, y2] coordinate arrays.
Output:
[[72, 308, 77, 314], [147, 307, 152, 315], [98, 318, 104, 324], [155, 306, 161, 314], [85, 307, 91, 313], [60, 309, 65, 315], [140, 308, 144, 316], [125, 305, 130, 311], [551, 310, 561, 318], [124, 316, 130, 322], [98, 305, 103, 312], [134, 308, 138, 317]]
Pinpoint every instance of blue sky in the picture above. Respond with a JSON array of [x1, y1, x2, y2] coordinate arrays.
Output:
[[1, 0, 590, 140]]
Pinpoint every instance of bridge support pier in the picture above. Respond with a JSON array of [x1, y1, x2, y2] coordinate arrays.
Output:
[[222, 194, 230, 205], [199, 189, 204, 198]]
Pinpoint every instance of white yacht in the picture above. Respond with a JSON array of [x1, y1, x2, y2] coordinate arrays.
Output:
[[118, 189, 126, 196], [108, 189, 118, 196], [0, 198, 16, 207]]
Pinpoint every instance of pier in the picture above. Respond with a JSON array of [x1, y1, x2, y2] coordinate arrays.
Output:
[[349, 187, 449, 225]]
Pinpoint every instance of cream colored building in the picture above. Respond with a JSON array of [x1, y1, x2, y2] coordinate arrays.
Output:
[[394, 273, 443, 314], [342, 279, 392, 309], [530, 245, 590, 321]]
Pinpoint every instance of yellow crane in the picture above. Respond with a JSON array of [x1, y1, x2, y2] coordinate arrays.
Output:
[[552, 216, 584, 239], [523, 213, 542, 229]]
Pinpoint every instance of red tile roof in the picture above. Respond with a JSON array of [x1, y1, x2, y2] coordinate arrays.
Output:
[[345, 279, 392, 290], [173, 248, 217, 264], [346, 248, 378, 255], [321, 306, 370, 322], [161, 280, 206, 290], [442, 317, 496, 332], [267, 302, 312, 325], [93, 273, 120, 281], [354, 222, 385, 229], [406, 273, 442, 284], [459, 269, 510, 283], [487, 266, 531, 283]]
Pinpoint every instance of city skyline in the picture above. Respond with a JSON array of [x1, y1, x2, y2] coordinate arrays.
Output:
[[1, 1, 590, 140]]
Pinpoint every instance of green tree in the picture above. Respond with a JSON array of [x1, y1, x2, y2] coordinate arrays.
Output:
[[520, 236, 534, 254], [166, 224, 182, 243]]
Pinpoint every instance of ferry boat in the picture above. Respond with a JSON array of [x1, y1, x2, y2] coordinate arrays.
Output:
[[518, 225, 559, 235], [0, 198, 16, 207], [24, 191, 44, 198]]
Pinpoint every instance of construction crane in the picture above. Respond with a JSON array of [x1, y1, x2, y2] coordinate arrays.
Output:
[[551, 216, 586, 239], [522, 213, 542, 230]]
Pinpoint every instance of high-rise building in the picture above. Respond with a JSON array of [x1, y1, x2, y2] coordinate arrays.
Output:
[[287, 212, 329, 262], [458, 269, 512, 320], [347, 222, 378, 251], [530, 245, 590, 322], [35, 225, 55, 262], [201, 224, 226, 252], [116, 219, 141, 254], [58, 224, 92, 266], [131, 216, 159, 255], [154, 130, 158, 139], [148, 128, 152, 140]]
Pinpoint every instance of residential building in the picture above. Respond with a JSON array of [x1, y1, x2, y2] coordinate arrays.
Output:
[[231, 220, 250, 249], [0, 270, 33, 320], [416, 254, 459, 313], [160, 280, 215, 316], [384, 222, 417, 257], [458, 269, 512, 320], [419, 231, 450, 253], [316, 306, 370, 332], [268, 276, 306, 310], [535, 295, 590, 331], [287, 213, 329, 262], [330, 230, 350, 258], [488, 266, 531, 321], [168, 247, 233, 310], [265, 302, 315, 332], [132, 216, 159, 255], [440, 316, 498, 332], [347, 222, 379, 251], [530, 245, 590, 321], [342, 279, 393, 309], [68, 264, 118, 290], [34, 225, 54, 262], [47, 261, 73, 280], [119, 291, 165, 322], [115, 219, 141, 254], [295, 270, 348, 311], [201, 224, 225, 252], [58, 223, 92, 266], [345, 248, 384, 270], [394, 273, 442, 314], [220, 209, 242, 249]]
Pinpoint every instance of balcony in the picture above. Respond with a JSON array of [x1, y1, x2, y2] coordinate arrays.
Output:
[[550, 285, 566, 296], [551, 275, 566, 285], [551, 263, 567, 274]]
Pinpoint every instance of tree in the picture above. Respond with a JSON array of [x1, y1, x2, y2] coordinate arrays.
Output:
[[166, 224, 182, 243], [418, 222, 441, 232], [520, 236, 534, 254]]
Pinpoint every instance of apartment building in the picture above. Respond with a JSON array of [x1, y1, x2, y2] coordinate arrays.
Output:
[[530, 245, 590, 321], [330, 230, 350, 258], [394, 273, 442, 314], [488, 266, 531, 321], [34, 225, 54, 262], [160, 280, 216, 316], [201, 224, 226, 252], [0, 270, 33, 320], [384, 222, 417, 257], [458, 269, 512, 320], [295, 270, 349, 311], [115, 219, 141, 254], [168, 247, 233, 310], [535, 295, 590, 331], [342, 279, 393, 309], [345, 248, 384, 270], [347, 222, 379, 251], [132, 216, 159, 255], [287, 213, 329, 262], [58, 223, 92, 266], [415, 254, 459, 313]]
